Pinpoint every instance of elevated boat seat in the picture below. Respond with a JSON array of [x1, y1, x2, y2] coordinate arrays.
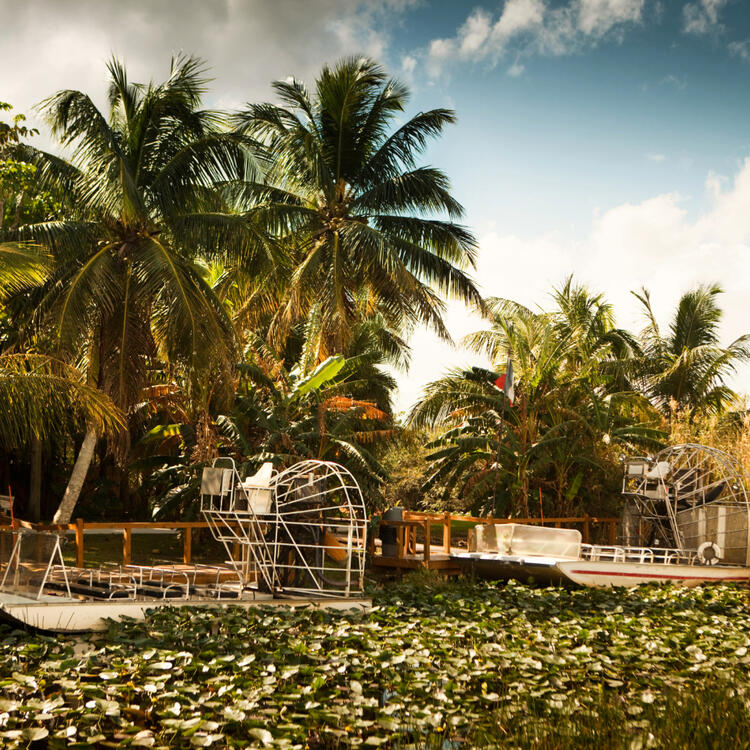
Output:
[[468, 523, 582, 560]]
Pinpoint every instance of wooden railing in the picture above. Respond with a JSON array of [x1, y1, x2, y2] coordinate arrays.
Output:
[[2, 511, 621, 571], [0, 519, 217, 568], [371, 511, 620, 566]]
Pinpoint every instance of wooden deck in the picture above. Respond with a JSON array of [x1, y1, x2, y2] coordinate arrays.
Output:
[[370, 511, 620, 575]]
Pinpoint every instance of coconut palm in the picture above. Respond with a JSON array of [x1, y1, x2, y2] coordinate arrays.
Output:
[[234, 56, 481, 355], [551, 277, 640, 380], [0, 242, 51, 298], [0, 354, 123, 449], [634, 285, 750, 416], [4, 55, 271, 518], [411, 292, 663, 517]]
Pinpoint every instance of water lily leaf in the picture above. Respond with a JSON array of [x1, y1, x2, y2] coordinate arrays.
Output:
[[248, 727, 274, 746], [22, 727, 49, 741]]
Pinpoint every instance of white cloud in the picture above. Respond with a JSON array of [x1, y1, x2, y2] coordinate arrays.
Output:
[[426, 0, 644, 78], [577, 0, 643, 36], [492, 0, 545, 45], [683, 0, 728, 35], [401, 54, 417, 74], [729, 39, 750, 62], [507, 59, 526, 76], [397, 159, 750, 411], [458, 8, 493, 58], [0, 0, 414, 149], [659, 74, 687, 89], [647, 153, 666, 162]]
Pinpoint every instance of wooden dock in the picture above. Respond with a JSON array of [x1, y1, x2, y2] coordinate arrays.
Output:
[[370, 511, 620, 575]]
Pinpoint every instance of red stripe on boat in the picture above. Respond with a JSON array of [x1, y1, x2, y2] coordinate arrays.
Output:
[[568, 569, 749, 581]]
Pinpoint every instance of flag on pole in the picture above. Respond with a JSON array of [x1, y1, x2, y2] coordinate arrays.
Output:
[[494, 359, 514, 406]]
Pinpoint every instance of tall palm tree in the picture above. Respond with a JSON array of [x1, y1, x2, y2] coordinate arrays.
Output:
[[234, 56, 481, 355], [7, 55, 267, 518], [634, 284, 750, 416]]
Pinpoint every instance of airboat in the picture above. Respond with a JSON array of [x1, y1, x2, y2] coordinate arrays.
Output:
[[0, 459, 369, 632], [456, 444, 750, 588]]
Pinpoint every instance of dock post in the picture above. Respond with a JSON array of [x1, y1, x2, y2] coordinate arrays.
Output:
[[75, 518, 84, 568], [122, 527, 132, 566], [423, 519, 431, 566], [442, 513, 451, 554], [183, 526, 192, 565], [583, 515, 590, 543]]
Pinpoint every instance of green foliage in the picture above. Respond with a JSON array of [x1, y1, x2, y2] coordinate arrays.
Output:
[[634, 284, 750, 416], [0, 102, 39, 147], [2, 580, 750, 747], [0, 354, 124, 447], [234, 56, 481, 355], [411, 283, 665, 517]]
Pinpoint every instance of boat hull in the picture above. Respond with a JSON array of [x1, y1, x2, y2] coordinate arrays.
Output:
[[0, 592, 371, 633], [557, 560, 750, 588], [453, 553, 750, 588], [455, 553, 567, 584]]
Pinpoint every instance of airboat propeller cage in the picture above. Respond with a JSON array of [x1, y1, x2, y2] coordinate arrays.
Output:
[[622, 443, 750, 565], [200, 459, 367, 598]]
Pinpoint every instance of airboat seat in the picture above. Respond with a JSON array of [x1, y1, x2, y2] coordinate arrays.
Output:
[[240, 462, 275, 515], [469, 523, 582, 560], [645, 461, 671, 480], [625, 459, 648, 476]]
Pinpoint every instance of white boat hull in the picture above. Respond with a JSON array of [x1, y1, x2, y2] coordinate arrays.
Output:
[[557, 560, 750, 588], [454, 552, 750, 588], [0, 592, 371, 633]]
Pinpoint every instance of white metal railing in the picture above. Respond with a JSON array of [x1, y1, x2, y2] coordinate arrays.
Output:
[[581, 543, 695, 566]]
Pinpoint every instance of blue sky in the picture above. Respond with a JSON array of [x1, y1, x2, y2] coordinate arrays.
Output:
[[2, 0, 749, 410]]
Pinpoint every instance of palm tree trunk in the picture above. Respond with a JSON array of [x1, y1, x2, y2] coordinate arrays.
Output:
[[52, 427, 97, 524], [29, 437, 42, 522]]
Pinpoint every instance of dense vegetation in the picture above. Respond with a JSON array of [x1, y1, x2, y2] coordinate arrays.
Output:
[[2, 578, 750, 748], [1, 56, 748, 526]]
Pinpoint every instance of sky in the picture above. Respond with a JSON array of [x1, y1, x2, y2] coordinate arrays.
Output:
[[2, 0, 750, 412]]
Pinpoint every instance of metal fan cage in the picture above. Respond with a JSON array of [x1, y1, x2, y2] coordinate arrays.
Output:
[[201, 459, 367, 598], [622, 443, 750, 563]]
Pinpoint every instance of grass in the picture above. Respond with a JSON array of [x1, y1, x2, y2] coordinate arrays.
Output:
[[59, 530, 230, 568]]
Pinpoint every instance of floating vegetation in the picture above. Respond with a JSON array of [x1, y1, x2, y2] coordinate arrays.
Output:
[[2, 578, 750, 747]]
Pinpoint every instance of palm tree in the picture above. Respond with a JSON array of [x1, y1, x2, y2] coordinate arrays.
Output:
[[551, 276, 639, 381], [634, 284, 750, 416], [0, 354, 123, 449], [5, 55, 269, 518], [234, 56, 481, 356], [0, 242, 51, 297], [411, 291, 662, 517]]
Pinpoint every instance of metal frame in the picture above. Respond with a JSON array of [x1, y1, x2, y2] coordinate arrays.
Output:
[[622, 444, 750, 562], [0, 529, 71, 599], [200, 459, 367, 598]]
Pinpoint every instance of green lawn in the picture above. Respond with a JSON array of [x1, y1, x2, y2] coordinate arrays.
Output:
[[2, 576, 749, 747], [60, 531, 230, 568]]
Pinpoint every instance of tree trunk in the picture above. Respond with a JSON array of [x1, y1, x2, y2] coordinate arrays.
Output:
[[52, 427, 97, 525], [29, 437, 42, 522]]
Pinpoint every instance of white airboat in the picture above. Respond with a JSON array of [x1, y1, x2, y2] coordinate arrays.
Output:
[[456, 444, 750, 587], [0, 459, 369, 632]]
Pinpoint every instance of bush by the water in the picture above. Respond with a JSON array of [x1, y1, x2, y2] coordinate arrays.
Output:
[[1, 578, 750, 748]]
